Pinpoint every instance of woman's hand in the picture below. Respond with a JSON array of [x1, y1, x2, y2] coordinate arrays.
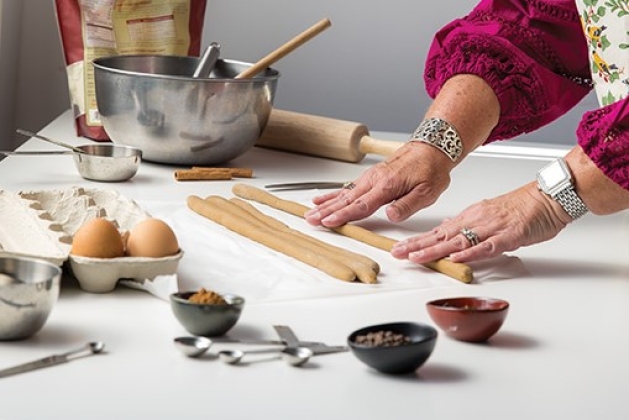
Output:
[[305, 74, 500, 229], [391, 182, 571, 264], [304, 141, 455, 227]]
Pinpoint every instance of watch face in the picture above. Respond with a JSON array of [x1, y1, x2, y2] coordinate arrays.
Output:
[[537, 159, 571, 194]]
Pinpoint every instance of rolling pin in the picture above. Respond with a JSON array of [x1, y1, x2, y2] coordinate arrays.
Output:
[[256, 109, 405, 163]]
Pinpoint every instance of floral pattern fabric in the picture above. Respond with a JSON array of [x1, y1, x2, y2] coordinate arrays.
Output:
[[577, 0, 629, 105]]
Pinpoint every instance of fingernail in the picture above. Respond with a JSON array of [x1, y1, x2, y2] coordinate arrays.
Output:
[[409, 250, 425, 260], [321, 214, 337, 224], [392, 243, 406, 253], [386, 206, 401, 222], [305, 210, 319, 220]]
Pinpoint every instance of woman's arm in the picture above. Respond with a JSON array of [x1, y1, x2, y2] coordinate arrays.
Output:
[[425, 0, 592, 142], [306, 0, 596, 229], [305, 73, 500, 227], [567, 145, 629, 215], [577, 100, 629, 193]]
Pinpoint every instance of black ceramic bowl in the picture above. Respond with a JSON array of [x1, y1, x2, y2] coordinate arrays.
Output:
[[347, 322, 438, 375], [170, 292, 244, 337]]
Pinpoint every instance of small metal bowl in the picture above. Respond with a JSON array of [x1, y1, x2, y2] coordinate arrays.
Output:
[[73, 144, 142, 182], [0, 257, 62, 341]]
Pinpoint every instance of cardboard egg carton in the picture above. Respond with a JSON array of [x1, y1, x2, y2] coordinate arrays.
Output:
[[1, 187, 182, 293], [0, 190, 68, 265]]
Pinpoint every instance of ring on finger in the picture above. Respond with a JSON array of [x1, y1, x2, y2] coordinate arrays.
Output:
[[342, 181, 356, 190], [460, 227, 480, 246]]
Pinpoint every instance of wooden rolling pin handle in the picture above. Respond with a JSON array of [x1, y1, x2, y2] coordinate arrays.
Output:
[[359, 135, 404, 158], [257, 109, 405, 162], [257, 109, 369, 163]]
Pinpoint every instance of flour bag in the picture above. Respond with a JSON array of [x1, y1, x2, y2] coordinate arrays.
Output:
[[54, 0, 208, 140]]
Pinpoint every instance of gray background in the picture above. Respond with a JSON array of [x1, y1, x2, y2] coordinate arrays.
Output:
[[0, 0, 596, 150]]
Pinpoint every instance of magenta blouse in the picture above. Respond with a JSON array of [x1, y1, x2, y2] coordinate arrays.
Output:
[[424, 0, 629, 190]]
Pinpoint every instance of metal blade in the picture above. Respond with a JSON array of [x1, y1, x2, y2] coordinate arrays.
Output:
[[273, 325, 348, 355], [210, 337, 326, 347], [308, 345, 349, 355], [0, 355, 68, 378], [273, 325, 300, 348], [264, 182, 345, 191]]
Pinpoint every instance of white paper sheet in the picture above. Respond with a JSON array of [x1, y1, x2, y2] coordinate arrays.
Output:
[[126, 194, 529, 303]]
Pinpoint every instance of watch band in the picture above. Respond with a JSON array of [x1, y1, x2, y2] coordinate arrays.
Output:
[[409, 117, 463, 162], [553, 187, 589, 220]]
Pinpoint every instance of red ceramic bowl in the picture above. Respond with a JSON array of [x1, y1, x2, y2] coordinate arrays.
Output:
[[426, 297, 509, 342]]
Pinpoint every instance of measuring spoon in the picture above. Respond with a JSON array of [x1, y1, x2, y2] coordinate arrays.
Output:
[[174, 336, 213, 358], [16, 129, 86, 154], [218, 347, 313, 366], [0, 341, 105, 378]]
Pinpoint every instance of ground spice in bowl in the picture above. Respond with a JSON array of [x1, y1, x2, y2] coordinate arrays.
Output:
[[188, 288, 227, 305]]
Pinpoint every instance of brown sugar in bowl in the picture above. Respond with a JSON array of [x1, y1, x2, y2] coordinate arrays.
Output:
[[426, 296, 509, 343]]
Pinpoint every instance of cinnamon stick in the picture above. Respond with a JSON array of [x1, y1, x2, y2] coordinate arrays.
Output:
[[192, 167, 254, 178], [174, 167, 253, 181]]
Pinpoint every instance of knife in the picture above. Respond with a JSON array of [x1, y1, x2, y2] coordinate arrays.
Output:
[[264, 182, 346, 191], [209, 337, 327, 347], [0, 341, 105, 379], [273, 325, 348, 355]]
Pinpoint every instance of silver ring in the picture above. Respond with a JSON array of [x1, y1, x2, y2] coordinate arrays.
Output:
[[460, 227, 480, 246], [342, 181, 356, 190]]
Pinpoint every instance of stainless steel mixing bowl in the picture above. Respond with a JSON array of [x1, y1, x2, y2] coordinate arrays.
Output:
[[92, 55, 280, 165], [0, 257, 62, 340]]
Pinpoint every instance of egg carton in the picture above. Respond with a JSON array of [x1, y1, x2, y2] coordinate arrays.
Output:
[[0, 190, 68, 265], [68, 251, 183, 293], [19, 187, 150, 237], [1, 186, 182, 293]]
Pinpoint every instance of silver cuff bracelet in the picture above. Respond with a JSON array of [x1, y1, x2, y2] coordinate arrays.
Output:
[[409, 117, 463, 162]]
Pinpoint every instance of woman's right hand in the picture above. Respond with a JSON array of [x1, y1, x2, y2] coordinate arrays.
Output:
[[304, 141, 456, 227], [305, 75, 501, 228]]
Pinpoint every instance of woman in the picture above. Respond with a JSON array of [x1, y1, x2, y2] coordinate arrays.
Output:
[[305, 0, 629, 265]]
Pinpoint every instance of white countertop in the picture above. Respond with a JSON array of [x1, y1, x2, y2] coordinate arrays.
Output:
[[0, 111, 628, 420]]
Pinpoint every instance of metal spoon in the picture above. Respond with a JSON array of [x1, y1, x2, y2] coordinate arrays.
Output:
[[16, 129, 85, 154], [0, 341, 105, 378], [174, 336, 212, 358], [0, 150, 73, 156], [218, 347, 313, 366], [193, 42, 220, 78], [280, 347, 313, 366], [82, 341, 106, 355]]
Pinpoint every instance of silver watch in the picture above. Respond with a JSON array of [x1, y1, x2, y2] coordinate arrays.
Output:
[[536, 158, 589, 220]]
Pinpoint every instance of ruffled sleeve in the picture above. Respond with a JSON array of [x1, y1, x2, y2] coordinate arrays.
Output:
[[424, 0, 592, 142], [577, 99, 629, 190]]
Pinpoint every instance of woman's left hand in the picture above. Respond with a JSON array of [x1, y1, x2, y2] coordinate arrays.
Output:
[[391, 182, 571, 264]]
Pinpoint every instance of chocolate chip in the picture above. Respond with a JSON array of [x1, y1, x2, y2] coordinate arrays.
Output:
[[354, 330, 412, 347]]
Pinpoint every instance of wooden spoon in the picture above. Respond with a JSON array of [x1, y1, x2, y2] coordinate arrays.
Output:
[[235, 18, 331, 79]]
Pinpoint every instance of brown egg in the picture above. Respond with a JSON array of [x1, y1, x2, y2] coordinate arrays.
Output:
[[71, 218, 125, 258], [126, 218, 179, 258]]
